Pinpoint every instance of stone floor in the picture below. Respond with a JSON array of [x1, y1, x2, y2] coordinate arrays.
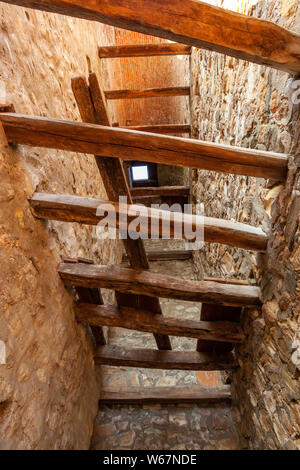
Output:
[[91, 240, 240, 450]]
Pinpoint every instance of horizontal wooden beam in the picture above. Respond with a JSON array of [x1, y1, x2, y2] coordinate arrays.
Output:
[[130, 186, 189, 197], [124, 124, 191, 135], [95, 345, 237, 370], [3, 1, 300, 73], [75, 303, 244, 343], [98, 43, 192, 58], [30, 193, 268, 252], [58, 262, 261, 307], [123, 250, 193, 262], [105, 87, 190, 100], [99, 385, 232, 405], [0, 113, 287, 180]]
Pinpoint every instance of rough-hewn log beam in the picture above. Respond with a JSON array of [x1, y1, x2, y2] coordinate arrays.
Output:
[[99, 385, 232, 405], [30, 192, 268, 252], [130, 186, 189, 197], [94, 345, 236, 370], [2, 1, 300, 73], [72, 74, 171, 351], [0, 113, 287, 180], [124, 124, 191, 135], [75, 303, 245, 343], [105, 87, 190, 100], [98, 43, 192, 58], [58, 262, 261, 307]]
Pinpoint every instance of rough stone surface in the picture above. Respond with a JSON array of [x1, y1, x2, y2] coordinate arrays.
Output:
[[190, 0, 300, 449]]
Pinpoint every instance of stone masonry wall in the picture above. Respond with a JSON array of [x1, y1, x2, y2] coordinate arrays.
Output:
[[191, 0, 300, 449], [0, 4, 125, 449]]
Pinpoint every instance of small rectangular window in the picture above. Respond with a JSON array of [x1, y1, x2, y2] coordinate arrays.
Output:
[[131, 165, 149, 181]]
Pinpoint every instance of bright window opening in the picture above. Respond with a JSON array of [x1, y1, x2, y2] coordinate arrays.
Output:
[[131, 165, 149, 181]]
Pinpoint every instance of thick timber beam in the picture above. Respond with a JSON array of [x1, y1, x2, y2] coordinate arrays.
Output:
[[124, 124, 191, 135], [99, 386, 232, 405], [75, 303, 245, 343], [130, 186, 189, 197], [58, 262, 261, 307], [104, 87, 190, 100], [98, 43, 192, 58], [2, 1, 300, 73], [30, 192, 268, 252], [0, 113, 287, 180], [94, 345, 237, 370]]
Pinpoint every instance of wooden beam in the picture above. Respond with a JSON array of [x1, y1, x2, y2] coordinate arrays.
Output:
[[58, 262, 261, 307], [98, 43, 192, 58], [0, 113, 287, 180], [124, 124, 191, 135], [94, 344, 236, 370], [123, 250, 193, 262], [197, 304, 242, 353], [71, 258, 106, 346], [3, 1, 300, 73], [72, 74, 171, 351], [99, 385, 232, 405], [130, 186, 189, 197], [75, 303, 245, 343], [30, 192, 268, 252], [104, 87, 190, 100]]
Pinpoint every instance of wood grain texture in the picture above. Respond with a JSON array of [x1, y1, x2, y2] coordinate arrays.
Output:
[[72, 74, 171, 350], [2, 1, 300, 73], [123, 124, 191, 135], [197, 304, 242, 353], [98, 43, 192, 58], [105, 87, 190, 100], [94, 344, 237, 370], [75, 303, 245, 343], [0, 113, 287, 180], [130, 186, 189, 197], [99, 386, 232, 405], [58, 262, 261, 307], [30, 192, 268, 252]]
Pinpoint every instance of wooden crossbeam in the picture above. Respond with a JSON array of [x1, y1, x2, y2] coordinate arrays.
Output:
[[123, 250, 193, 262], [124, 124, 191, 135], [98, 43, 192, 59], [3, 1, 300, 73], [130, 186, 189, 197], [58, 262, 261, 307], [30, 192, 268, 252], [75, 303, 245, 343], [0, 113, 287, 180], [71, 73, 171, 351], [99, 385, 232, 405], [197, 304, 242, 353], [94, 345, 237, 370], [104, 87, 190, 100]]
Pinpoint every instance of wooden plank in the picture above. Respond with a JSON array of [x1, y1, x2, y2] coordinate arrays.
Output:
[[99, 385, 232, 405], [105, 87, 190, 100], [30, 192, 268, 252], [130, 186, 189, 197], [123, 250, 193, 262], [124, 124, 191, 135], [72, 258, 106, 346], [94, 344, 237, 370], [197, 304, 242, 353], [204, 277, 251, 286], [3, 1, 300, 73], [58, 262, 261, 307], [98, 43, 192, 58], [0, 113, 287, 180], [72, 74, 171, 350], [75, 303, 245, 343]]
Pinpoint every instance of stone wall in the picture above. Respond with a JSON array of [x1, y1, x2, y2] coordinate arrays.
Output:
[[191, 0, 300, 449], [0, 4, 124, 449]]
